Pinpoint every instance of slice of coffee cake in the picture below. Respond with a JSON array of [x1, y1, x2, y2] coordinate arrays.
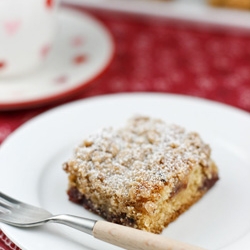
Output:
[[64, 116, 219, 234]]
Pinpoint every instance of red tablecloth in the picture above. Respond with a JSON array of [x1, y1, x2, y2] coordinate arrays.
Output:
[[1, 5, 250, 250]]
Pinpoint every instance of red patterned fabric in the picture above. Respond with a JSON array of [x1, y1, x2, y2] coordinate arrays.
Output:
[[0, 231, 20, 250], [0, 5, 250, 249]]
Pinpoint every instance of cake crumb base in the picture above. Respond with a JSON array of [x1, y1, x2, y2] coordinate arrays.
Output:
[[67, 164, 219, 234]]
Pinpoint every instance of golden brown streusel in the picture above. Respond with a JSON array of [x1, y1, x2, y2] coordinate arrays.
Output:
[[64, 116, 219, 233]]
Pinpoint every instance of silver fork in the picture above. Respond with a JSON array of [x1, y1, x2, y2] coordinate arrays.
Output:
[[0, 192, 206, 250]]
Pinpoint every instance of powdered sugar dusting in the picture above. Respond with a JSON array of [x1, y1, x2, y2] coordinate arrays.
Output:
[[65, 116, 211, 201]]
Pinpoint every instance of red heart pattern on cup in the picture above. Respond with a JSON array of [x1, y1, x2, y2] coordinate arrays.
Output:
[[3, 19, 21, 36], [46, 0, 54, 9], [0, 0, 58, 77]]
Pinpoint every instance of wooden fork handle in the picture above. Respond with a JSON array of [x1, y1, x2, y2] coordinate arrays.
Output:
[[93, 220, 206, 250]]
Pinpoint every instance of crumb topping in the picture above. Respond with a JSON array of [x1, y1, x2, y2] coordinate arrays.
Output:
[[65, 116, 211, 202]]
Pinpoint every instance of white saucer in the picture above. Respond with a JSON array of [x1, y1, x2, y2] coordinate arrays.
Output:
[[0, 7, 114, 110]]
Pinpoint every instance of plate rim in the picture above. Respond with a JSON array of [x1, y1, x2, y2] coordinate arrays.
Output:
[[64, 0, 250, 31]]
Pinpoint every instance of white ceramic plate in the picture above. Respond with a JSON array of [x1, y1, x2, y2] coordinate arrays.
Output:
[[0, 7, 114, 110], [0, 93, 250, 250], [64, 0, 250, 30]]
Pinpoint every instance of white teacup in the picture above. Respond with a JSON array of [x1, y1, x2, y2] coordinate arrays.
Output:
[[0, 0, 58, 78]]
